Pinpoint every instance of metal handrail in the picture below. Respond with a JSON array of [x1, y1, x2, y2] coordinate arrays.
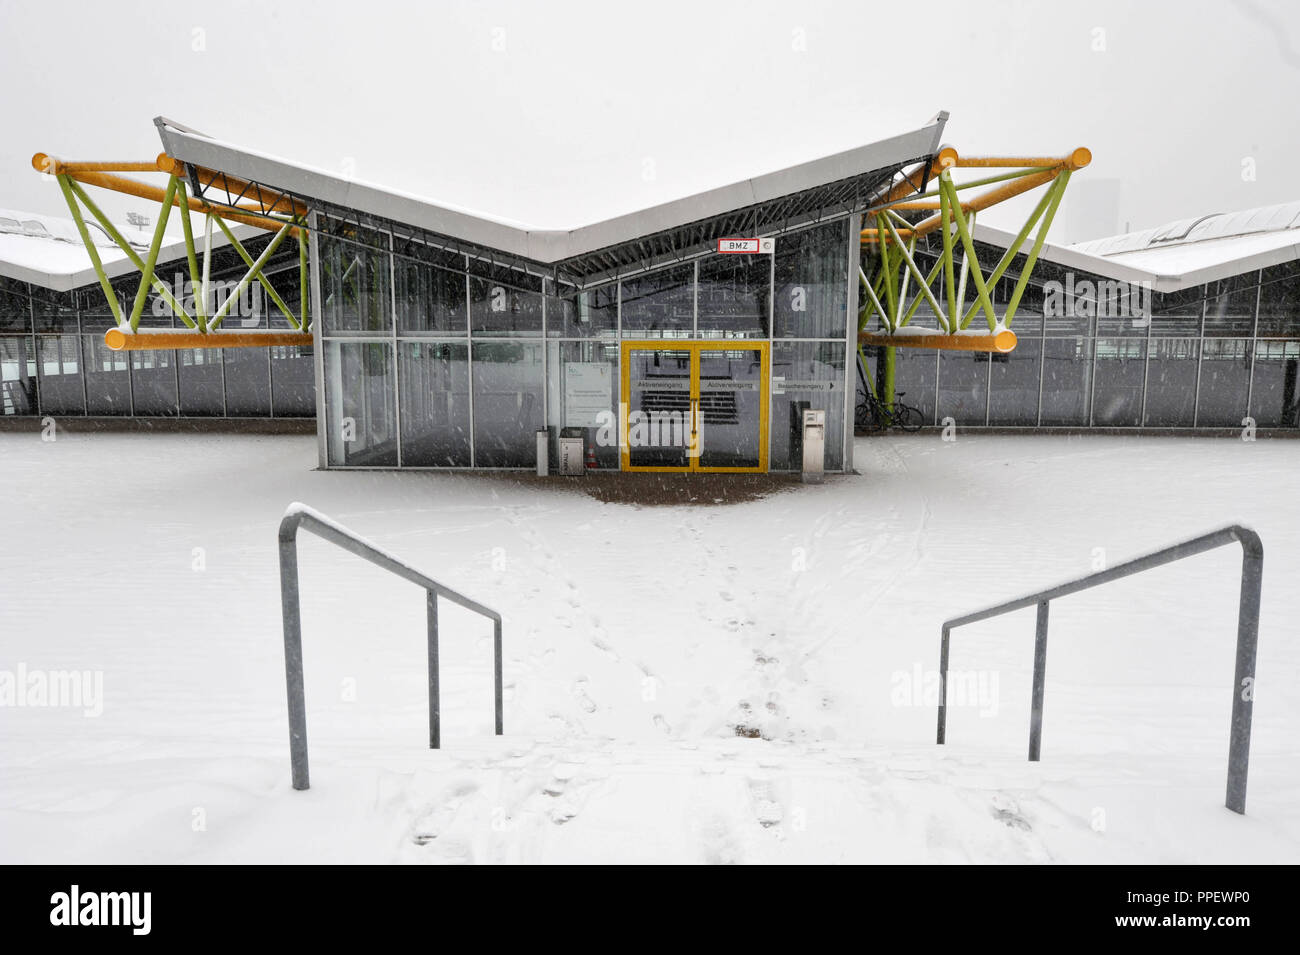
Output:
[[278, 502, 503, 791], [937, 525, 1262, 814]]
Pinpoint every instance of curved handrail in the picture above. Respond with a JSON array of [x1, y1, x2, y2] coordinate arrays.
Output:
[[278, 502, 503, 790], [937, 525, 1262, 814]]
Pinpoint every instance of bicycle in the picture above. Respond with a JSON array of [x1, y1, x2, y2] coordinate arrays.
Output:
[[855, 387, 924, 433]]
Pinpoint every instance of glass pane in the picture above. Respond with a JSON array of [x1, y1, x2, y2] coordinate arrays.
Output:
[[399, 341, 471, 466], [879, 347, 937, 426], [1249, 340, 1300, 428], [546, 340, 619, 469], [0, 281, 31, 333], [471, 341, 543, 465], [1143, 338, 1198, 427], [988, 341, 1042, 426], [937, 351, 989, 426], [0, 336, 38, 415], [1204, 276, 1256, 337], [178, 348, 225, 415], [626, 347, 691, 467], [620, 263, 694, 338], [547, 283, 617, 339], [82, 334, 130, 414], [1257, 263, 1300, 336], [320, 234, 393, 335], [395, 259, 467, 335], [325, 341, 397, 466], [129, 348, 178, 416], [770, 341, 845, 471], [269, 345, 314, 416], [470, 278, 542, 337], [1091, 337, 1145, 426], [698, 347, 764, 468], [1039, 337, 1092, 426], [698, 253, 769, 339], [34, 334, 82, 415], [1197, 338, 1251, 427], [774, 219, 848, 339], [224, 347, 272, 415]]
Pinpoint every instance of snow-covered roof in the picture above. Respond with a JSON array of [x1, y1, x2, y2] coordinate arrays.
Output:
[[155, 114, 948, 273], [0, 205, 257, 293], [974, 200, 1300, 294]]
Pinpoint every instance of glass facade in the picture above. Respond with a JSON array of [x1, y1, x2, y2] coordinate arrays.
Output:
[[316, 213, 855, 469], [0, 232, 313, 420], [868, 246, 1300, 431]]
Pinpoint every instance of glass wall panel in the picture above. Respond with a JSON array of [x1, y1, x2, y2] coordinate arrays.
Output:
[[697, 253, 769, 339], [1196, 338, 1251, 427], [625, 347, 691, 468], [0, 336, 38, 416], [82, 334, 130, 414], [1142, 338, 1198, 427], [1091, 337, 1145, 426], [547, 283, 617, 339], [177, 348, 225, 416], [620, 263, 694, 338], [545, 340, 619, 468], [35, 334, 82, 415], [269, 345, 315, 415], [1249, 340, 1300, 428], [770, 341, 845, 471], [395, 258, 467, 335], [1150, 286, 1203, 337], [129, 349, 178, 416], [1257, 263, 1300, 337], [885, 347, 937, 426], [470, 278, 542, 337], [224, 347, 272, 415], [937, 351, 989, 426], [1039, 337, 1093, 426], [319, 234, 393, 336], [1204, 276, 1256, 338], [398, 341, 471, 466], [774, 219, 848, 339], [471, 341, 543, 466], [325, 341, 397, 466], [988, 339, 1042, 426], [0, 281, 31, 332]]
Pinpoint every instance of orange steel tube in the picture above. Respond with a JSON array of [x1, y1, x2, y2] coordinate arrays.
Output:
[[34, 158, 301, 236], [859, 329, 1018, 353], [861, 168, 1060, 244], [32, 155, 164, 175], [105, 328, 314, 351], [951, 147, 1092, 171]]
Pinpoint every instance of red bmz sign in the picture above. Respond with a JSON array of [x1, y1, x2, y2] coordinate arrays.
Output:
[[717, 237, 776, 254]]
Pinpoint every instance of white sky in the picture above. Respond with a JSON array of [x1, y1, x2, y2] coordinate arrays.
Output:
[[3, 0, 1298, 242]]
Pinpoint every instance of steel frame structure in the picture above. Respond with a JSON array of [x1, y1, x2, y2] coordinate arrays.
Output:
[[858, 146, 1090, 404], [31, 151, 313, 352]]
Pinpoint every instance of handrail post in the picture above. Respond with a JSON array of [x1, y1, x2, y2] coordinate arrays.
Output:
[[1028, 600, 1049, 761], [936, 625, 951, 744], [278, 526, 310, 791], [494, 617, 504, 736], [1226, 531, 1263, 814], [428, 591, 440, 750]]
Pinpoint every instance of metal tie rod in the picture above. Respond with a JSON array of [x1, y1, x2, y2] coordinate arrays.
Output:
[[278, 502, 503, 791], [936, 525, 1262, 814]]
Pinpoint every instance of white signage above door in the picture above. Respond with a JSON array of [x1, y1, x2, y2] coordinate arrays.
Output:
[[716, 237, 776, 254]]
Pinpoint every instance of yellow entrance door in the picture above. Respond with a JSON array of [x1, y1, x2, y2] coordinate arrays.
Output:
[[620, 341, 770, 472]]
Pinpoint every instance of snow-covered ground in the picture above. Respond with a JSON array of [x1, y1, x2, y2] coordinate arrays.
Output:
[[1, 430, 1297, 864]]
